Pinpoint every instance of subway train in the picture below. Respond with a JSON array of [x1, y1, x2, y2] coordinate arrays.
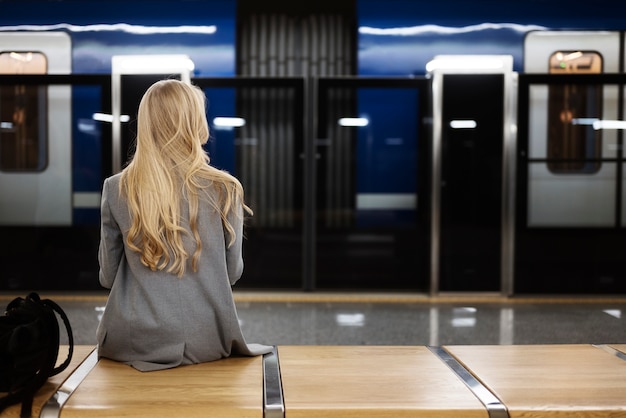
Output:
[[0, 0, 625, 295]]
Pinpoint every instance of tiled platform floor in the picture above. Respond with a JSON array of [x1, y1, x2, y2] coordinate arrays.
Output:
[[1, 291, 625, 346]]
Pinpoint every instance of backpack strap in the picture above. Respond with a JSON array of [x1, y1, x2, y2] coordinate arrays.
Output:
[[39, 296, 74, 376], [0, 391, 33, 418]]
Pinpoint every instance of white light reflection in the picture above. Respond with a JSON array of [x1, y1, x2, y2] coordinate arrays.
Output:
[[593, 120, 626, 130], [358, 23, 547, 36], [213, 117, 246, 130], [572, 118, 626, 130], [10, 51, 33, 62], [571, 118, 599, 125], [426, 56, 507, 72], [451, 307, 477, 328], [95, 306, 105, 322], [603, 309, 622, 319], [430, 307, 515, 345], [0, 23, 217, 35], [500, 308, 514, 345], [93, 113, 130, 123], [450, 120, 477, 129], [338, 117, 369, 127], [336, 313, 365, 327], [115, 55, 195, 74]]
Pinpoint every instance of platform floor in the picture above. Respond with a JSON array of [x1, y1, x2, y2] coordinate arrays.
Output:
[[1, 291, 625, 346]]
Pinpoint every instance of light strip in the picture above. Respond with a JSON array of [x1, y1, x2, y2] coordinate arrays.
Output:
[[426, 56, 508, 72], [358, 23, 547, 36], [571, 118, 599, 125], [338, 117, 369, 127], [593, 120, 626, 130], [0, 23, 216, 35], [93, 113, 130, 123], [213, 117, 246, 127], [114, 55, 195, 74], [450, 120, 477, 129]]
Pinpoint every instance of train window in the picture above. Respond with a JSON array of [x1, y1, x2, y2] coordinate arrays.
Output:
[[547, 51, 602, 174], [0, 51, 48, 172]]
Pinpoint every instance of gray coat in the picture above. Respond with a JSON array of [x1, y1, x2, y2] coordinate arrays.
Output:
[[96, 173, 272, 371]]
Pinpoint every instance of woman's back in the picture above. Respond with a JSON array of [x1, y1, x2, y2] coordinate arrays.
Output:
[[96, 80, 272, 371]]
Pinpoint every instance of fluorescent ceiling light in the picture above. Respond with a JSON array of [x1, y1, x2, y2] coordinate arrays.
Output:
[[113, 55, 195, 74], [338, 117, 369, 127], [426, 55, 510, 72]]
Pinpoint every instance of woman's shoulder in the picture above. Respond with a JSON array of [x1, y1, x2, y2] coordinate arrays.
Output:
[[102, 172, 122, 193]]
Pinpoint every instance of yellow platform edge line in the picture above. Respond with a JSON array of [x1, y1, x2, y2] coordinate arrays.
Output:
[[1, 291, 626, 304]]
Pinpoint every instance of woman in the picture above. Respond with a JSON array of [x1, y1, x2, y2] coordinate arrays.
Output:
[[96, 79, 272, 371]]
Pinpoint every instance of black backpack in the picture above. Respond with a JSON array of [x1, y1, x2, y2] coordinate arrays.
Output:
[[0, 292, 74, 418]]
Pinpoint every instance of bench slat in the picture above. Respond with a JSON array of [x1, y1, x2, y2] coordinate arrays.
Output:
[[445, 344, 626, 417], [277, 345, 489, 418], [60, 355, 264, 418]]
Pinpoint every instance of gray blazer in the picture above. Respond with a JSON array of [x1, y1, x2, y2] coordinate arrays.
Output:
[[96, 173, 272, 371]]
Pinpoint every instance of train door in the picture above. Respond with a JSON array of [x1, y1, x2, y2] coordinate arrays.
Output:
[[428, 55, 517, 295], [519, 31, 625, 293], [110, 55, 193, 174], [0, 32, 71, 225]]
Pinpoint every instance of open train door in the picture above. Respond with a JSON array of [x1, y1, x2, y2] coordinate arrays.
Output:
[[0, 32, 72, 225], [428, 55, 517, 295], [109, 55, 194, 174]]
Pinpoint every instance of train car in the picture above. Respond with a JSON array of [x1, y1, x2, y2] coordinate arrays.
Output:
[[0, 0, 624, 295]]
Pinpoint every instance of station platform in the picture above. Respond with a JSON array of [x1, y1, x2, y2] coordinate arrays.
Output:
[[4, 344, 625, 418]]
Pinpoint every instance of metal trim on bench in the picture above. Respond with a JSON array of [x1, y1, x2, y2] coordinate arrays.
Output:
[[40, 348, 99, 418], [263, 346, 285, 418], [429, 346, 509, 418], [593, 344, 626, 361]]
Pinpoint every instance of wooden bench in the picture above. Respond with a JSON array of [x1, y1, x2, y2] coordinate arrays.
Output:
[[9, 344, 626, 417]]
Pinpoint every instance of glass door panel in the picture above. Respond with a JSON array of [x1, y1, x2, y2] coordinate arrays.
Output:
[[196, 79, 305, 289], [315, 79, 429, 290]]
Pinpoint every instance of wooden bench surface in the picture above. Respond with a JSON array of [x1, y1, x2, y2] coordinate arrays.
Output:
[[277, 345, 488, 418], [445, 344, 626, 417], [9, 344, 625, 417], [61, 354, 264, 418], [1, 345, 94, 418]]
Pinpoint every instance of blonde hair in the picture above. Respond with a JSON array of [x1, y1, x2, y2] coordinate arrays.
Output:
[[119, 79, 251, 277]]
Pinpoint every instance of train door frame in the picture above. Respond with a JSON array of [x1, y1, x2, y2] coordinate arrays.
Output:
[[428, 55, 518, 296], [0, 32, 72, 225], [110, 54, 194, 174]]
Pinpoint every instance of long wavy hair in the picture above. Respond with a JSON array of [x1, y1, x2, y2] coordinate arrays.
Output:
[[119, 79, 251, 277]]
